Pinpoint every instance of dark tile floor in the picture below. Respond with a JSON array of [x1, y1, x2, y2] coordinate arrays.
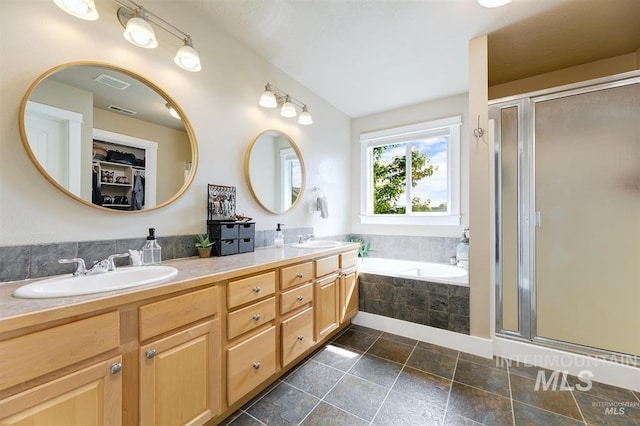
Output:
[[221, 324, 640, 425]]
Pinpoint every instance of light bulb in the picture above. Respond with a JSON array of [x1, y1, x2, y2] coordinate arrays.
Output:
[[123, 11, 157, 48], [259, 84, 277, 108], [477, 0, 512, 7], [53, 0, 99, 20], [297, 106, 313, 125], [174, 42, 201, 72], [280, 96, 297, 118]]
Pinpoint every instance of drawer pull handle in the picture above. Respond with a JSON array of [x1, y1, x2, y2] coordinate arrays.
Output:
[[297, 295, 304, 302], [253, 362, 261, 369], [297, 335, 304, 341], [146, 349, 157, 359], [296, 273, 304, 279], [253, 286, 261, 293], [253, 314, 261, 321], [110, 362, 123, 375]]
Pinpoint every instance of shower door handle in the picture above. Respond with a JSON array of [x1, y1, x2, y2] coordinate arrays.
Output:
[[535, 211, 542, 227]]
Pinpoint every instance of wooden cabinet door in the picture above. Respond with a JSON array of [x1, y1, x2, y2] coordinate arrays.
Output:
[[315, 274, 339, 341], [0, 356, 122, 426], [340, 269, 358, 324], [139, 320, 220, 426], [281, 308, 314, 367]]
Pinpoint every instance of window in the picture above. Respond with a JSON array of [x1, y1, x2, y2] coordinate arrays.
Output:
[[360, 116, 461, 225]]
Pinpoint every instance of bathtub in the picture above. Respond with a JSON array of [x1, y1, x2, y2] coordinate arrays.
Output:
[[357, 257, 470, 334], [357, 257, 468, 286]]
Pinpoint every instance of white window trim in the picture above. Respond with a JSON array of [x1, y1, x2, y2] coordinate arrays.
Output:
[[359, 115, 461, 226]]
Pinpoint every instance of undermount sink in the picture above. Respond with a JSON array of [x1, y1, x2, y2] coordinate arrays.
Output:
[[290, 240, 342, 249], [13, 266, 178, 299]]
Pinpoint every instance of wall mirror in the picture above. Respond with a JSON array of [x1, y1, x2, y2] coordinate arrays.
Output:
[[19, 62, 198, 213], [244, 130, 305, 214]]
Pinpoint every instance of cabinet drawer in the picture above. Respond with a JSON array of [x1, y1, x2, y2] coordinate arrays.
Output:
[[139, 286, 219, 341], [227, 326, 276, 405], [227, 297, 276, 340], [280, 262, 313, 290], [281, 308, 315, 367], [228, 271, 276, 309], [315, 255, 339, 278], [340, 251, 359, 269], [0, 311, 120, 391], [280, 282, 313, 315]]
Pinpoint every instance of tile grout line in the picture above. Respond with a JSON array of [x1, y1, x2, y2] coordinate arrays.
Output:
[[367, 338, 420, 425], [297, 326, 380, 425], [507, 360, 516, 426], [568, 385, 588, 425], [441, 350, 460, 425]]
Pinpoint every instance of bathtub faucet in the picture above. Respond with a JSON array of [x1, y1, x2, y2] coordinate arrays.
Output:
[[297, 234, 314, 243]]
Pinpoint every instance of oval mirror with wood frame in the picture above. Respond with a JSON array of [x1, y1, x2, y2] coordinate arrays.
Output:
[[244, 130, 305, 214], [19, 62, 198, 213]]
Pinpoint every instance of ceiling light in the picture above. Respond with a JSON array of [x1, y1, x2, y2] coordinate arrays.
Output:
[[174, 37, 201, 72], [53, 0, 99, 20], [280, 96, 297, 118], [166, 103, 181, 119], [258, 83, 311, 125], [123, 7, 157, 48], [297, 105, 313, 125], [478, 0, 512, 7], [259, 84, 278, 108]]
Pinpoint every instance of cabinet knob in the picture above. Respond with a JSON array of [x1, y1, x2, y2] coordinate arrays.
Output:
[[296, 273, 304, 279], [253, 362, 261, 369], [297, 295, 304, 302], [146, 349, 157, 359], [297, 335, 304, 341], [110, 362, 123, 375], [252, 313, 261, 321], [253, 286, 261, 293]]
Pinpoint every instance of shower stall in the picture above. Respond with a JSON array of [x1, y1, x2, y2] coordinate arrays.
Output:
[[491, 72, 640, 362]]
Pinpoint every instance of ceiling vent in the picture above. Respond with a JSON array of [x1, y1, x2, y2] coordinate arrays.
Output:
[[107, 105, 137, 116], [94, 73, 131, 90]]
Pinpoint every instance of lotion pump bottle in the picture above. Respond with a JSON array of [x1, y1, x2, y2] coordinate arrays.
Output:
[[274, 223, 284, 248], [142, 228, 162, 265]]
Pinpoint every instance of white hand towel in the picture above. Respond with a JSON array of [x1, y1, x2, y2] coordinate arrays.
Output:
[[317, 196, 329, 219]]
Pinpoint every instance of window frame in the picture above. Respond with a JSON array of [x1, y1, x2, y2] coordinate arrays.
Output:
[[359, 115, 462, 226]]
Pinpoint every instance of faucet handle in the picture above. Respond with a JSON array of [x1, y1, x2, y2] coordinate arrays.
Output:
[[106, 253, 130, 272], [58, 258, 87, 276]]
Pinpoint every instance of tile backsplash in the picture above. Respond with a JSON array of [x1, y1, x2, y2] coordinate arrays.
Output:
[[345, 234, 459, 264], [0, 226, 313, 283]]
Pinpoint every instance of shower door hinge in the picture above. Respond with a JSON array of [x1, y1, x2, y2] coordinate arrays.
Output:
[[535, 211, 542, 227]]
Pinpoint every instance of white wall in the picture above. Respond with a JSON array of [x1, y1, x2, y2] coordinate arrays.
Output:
[[0, 0, 351, 245], [350, 93, 469, 238]]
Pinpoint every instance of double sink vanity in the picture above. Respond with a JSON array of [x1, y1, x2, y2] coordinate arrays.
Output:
[[0, 242, 360, 425]]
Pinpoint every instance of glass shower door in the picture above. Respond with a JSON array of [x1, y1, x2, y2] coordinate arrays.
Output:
[[533, 82, 640, 356]]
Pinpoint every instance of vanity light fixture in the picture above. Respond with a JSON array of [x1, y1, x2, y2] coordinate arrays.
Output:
[[53, 0, 202, 71], [477, 0, 512, 7], [53, 0, 99, 20], [258, 83, 313, 125]]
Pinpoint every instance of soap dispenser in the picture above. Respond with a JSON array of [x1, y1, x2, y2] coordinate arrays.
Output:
[[142, 227, 162, 265], [456, 227, 469, 270], [274, 223, 284, 248]]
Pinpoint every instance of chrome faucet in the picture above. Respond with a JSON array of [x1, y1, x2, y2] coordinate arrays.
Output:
[[297, 234, 314, 244], [58, 258, 87, 276], [59, 253, 129, 276]]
